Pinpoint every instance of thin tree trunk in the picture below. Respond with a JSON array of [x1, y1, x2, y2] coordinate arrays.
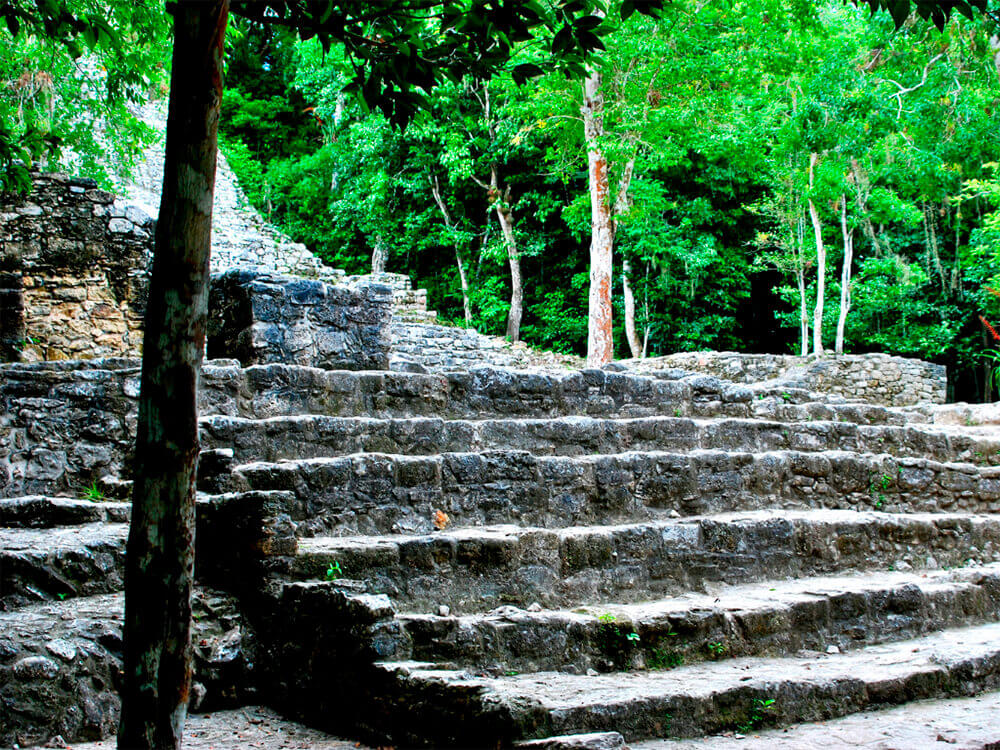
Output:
[[493, 180, 522, 342], [835, 194, 854, 354], [923, 203, 947, 291], [474, 86, 521, 342], [808, 153, 825, 355], [796, 213, 808, 356], [582, 68, 614, 367], [371, 235, 388, 274], [614, 152, 639, 358], [622, 259, 642, 358], [119, 2, 228, 748], [991, 34, 1000, 82], [429, 174, 471, 326]]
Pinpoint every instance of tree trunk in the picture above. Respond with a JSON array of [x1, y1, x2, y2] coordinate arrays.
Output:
[[835, 194, 854, 355], [613, 152, 639, 358], [991, 34, 1000, 82], [796, 213, 808, 356], [118, 3, 228, 749], [371, 235, 388, 274], [429, 174, 472, 326], [582, 68, 614, 367], [808, 153, 825, 355], [622, 259, 642, 358], [495, 188, 522, 342]]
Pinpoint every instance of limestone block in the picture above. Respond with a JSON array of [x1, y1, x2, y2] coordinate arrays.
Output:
[[208, 269, 392, 371]]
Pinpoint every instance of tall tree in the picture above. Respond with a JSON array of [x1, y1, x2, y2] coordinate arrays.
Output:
[[116, 1, 653, 746]]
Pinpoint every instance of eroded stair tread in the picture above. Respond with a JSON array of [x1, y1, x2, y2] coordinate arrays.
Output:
[[296, 508, 1000, 549], [0, 496, 131, 527], [486, 620, 1000, 705], [379, 622, 1000, 742], [1, 521, 130, 552], [398, 563, 1000, 623], [630, 690, 1000, 748], [202, 412, 1000, 465]]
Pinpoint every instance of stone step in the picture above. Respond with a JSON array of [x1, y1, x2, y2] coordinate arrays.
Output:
[[0, 522, 128, 609], [394, 566, 1000, 674], [377, 621, 1000, 744], [632, 690, 1000, 748], [0, 588, 250, 748], [0, 496, 130, 527], [288, 510, 1000, 613], [200, 413, 999, 466], [229, 450, 1000, 537], [198, 362, 908, 425]]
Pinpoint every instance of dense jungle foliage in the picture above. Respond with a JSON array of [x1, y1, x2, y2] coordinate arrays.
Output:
[[3, 0, 1000, 399], [215, 0, 1000, 399]]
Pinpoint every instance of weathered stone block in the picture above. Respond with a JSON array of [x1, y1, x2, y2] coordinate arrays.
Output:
[[208, 269, 392, 371]]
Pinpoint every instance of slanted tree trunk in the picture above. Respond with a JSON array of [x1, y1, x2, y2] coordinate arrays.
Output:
[[808, 153, 825, 355], [119, 2, 228, 749], [474, 85, 522, 342], [494, 181, 522, 342], [429, 174, 472, 326], [835, 194, 854, 354], [371, 235, 388, 274], [582, 68, 614, 367]]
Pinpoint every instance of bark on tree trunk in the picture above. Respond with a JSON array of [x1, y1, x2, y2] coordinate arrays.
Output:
[[429, 175, 472, 326], [371, 235, 388, 275], [582, 69, 614, 367], [118, 3, 228, 748], [614, 154, 639, 359], [495, 190, 522, 342], [835, 194, 854, 354], [622, 259, 642, 359], [991, 34, 1000, 82], [795, 213, 808, 356], [808, 153, 825, 355]]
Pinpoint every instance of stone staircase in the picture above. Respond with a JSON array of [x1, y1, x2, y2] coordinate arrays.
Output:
[[4, 360, 1000, 747], [204, 363, 1000, 746]]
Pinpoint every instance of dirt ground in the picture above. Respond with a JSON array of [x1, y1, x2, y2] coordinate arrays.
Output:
[[39, 706, 372, 750]]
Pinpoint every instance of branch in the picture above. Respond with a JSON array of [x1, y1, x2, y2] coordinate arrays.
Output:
[[884, 53, 944, 118]]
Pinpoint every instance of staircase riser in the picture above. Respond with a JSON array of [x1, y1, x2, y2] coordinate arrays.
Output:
[[399, 577, 1000, 672], [201, 417, 1000, 466], [233, 452, 1000, 536], [293, 517, 1000, 612], [535, 653, 1000, 740], [199, 364, 907, 424], [1, 542, 126, 610]]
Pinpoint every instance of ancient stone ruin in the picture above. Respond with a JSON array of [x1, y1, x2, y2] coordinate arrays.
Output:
[[4, 166, 1000, 748]]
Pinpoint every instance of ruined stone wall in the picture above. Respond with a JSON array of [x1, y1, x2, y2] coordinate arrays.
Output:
[[207, 270, 394, 371], [0, 173, 152, 362], [623, 351, 946, 406]]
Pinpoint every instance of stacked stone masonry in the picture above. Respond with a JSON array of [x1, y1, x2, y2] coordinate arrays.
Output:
[[208, 270, 393, 371], [0, 173, 152, 362], [625, 351, 947, 407], [5, 352, 1000, 748]]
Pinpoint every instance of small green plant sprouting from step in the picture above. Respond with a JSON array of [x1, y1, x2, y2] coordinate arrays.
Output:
[[781, 392, 792, 402], [83, 481, 105, 502], [706, 640, 726, 658], [594, 613, 641, 668], [736, 697, 776, 734], [325, 561, 343, 581], [674, 408, 683, 417], [647, 646, 684, 670]]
